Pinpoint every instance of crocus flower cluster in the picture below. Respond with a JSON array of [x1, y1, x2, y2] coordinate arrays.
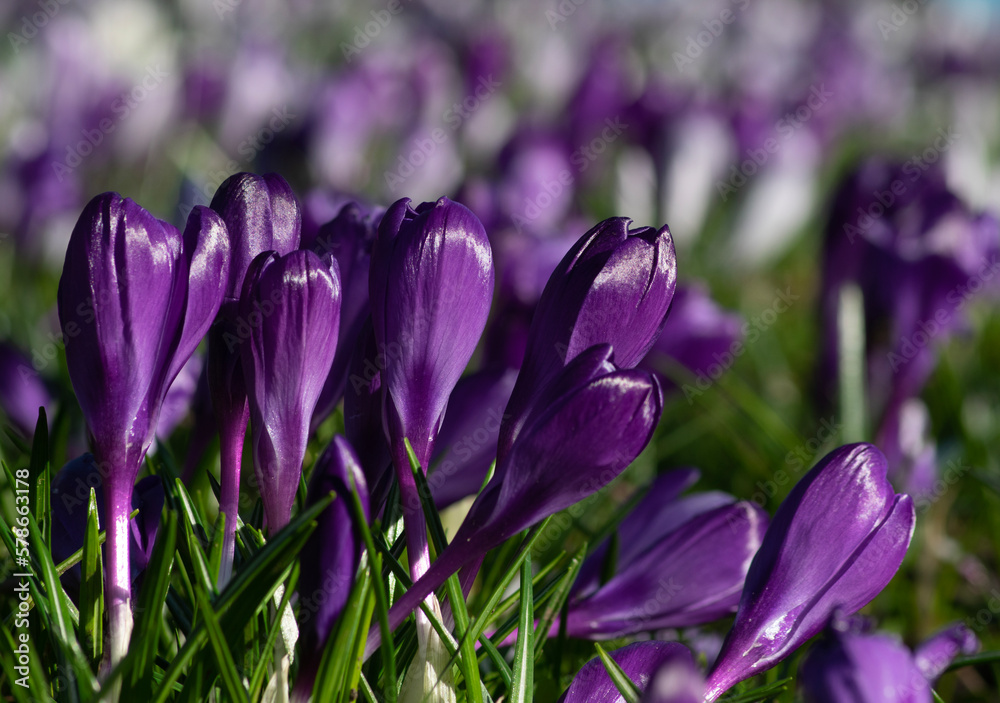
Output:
[[558, 442, 916, 702]]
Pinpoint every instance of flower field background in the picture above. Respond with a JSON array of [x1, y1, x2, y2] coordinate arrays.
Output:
[[1, 0, 1000, 701]]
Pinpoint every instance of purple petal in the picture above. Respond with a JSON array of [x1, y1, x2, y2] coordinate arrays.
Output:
[[913, 623, 978, 682], [560, 642, 695, 703], [209, 172, 302, 301], [58, 193, 181, 481], [566, 502, 768, 638], [499, 217, 676, 461], [371, 197, 494, 468], [453, 346, 662, 562], [800, 630, 930, 703], [643, 651, 706, 703], [705, 443, 916, 699], [428, 368, 517, 509], [241, 250, 341, 532]]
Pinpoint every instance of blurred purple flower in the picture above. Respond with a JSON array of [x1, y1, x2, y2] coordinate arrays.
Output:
[[704, 443, 915, 700], [641, 282, 744, 384], [0, 341, 52, 437], [560, 641, 697, 703], [800, 617, 976, 703], [57, 193, 228, 664], [239, 249, 340, 533]]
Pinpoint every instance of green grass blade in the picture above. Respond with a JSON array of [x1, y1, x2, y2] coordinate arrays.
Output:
[[247, 562, 299, 700], [510, 555, 534, 703], [720, 676, 791, 702], [596, 643, 640, 703], [533, 546, 585, 662], [29, 407, 49, 548], [80, 487, 104, 663], [197, 592, 250, 703]]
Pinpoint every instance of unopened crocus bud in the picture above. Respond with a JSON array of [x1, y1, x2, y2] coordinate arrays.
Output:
[[704, 444, 915, 700], [240, 249, 341, 533], [207, 172, 301, 586], [498, 217, 676, 462], [57, 193, 229, 666]]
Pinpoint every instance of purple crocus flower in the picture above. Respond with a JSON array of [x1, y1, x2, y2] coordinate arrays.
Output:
[[704, 443, 916, 700], [820, 158, 999, 487], [563, 471, 768, 639], [308, 202, 380, 428], [369, 196, 493, 582], [560, 641, 697, 703], [50, 453, 164, 598], [57, 193, 229, 665], [800, 625, 931, 703], [293, 436, 369, 701], [799, 616, 976, 703], [0, 341, 52, 437], [239, 249, 341, 533], [207, 172, 301, 585], [498, 217, 676, 462], [363, 344, 662, 659]]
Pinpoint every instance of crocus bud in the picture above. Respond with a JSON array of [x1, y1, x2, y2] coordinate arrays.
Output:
[[704, 443, 916, 700], [800, 625, 930, 703], [363, 345, 663, 658], [240, 249, 341, 532], [564, 472, 768, 639], [499, 217, 676, 461], [560, 642, 697, 703], [58, 193, 228, 666], [370, 196, 494, 471], [210, 172, 301, 302], [370, 196, 493, 594], [208, 172, 302, 585], [294, 436, 369, 700]]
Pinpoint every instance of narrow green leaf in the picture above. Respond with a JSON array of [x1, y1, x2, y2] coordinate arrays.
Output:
[[197, 592, 250, 703], [408, 439, 482, 703], [838, 283, 867, 443], [946, 650, 1000, 671], [124, 509, 178, 697], [28, 407, 49, 547], [208, 511, 225, 587], [80, 487, 104, 662], [247, 562, 299, 701], [349, 479, 397, 703], [171, 477, 216, 597], [313, 567, 371, 703], [534, 546, 586, 662], [150, 493, 332, 703], [595, 642, 640, 703], [721, 676, 792, 703], [510, 555, 534, 703]]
